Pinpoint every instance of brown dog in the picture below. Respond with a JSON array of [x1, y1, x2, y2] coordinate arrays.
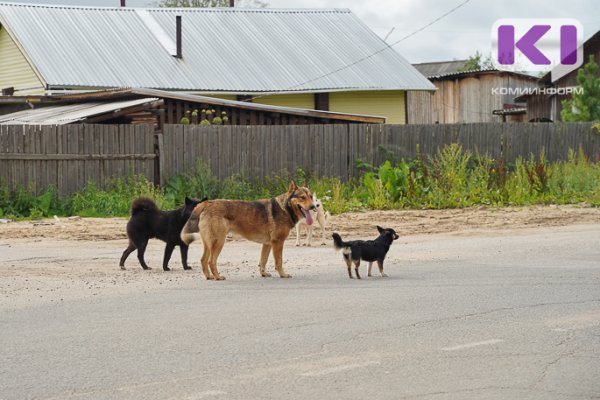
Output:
[[181, 180, 316, 280]]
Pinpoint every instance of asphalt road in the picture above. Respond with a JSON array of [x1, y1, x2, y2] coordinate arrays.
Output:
[[1, 225, 600, 400]]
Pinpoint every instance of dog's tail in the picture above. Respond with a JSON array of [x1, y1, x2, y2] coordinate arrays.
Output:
[[332, 232, 346, 250], [130, 197, 159, 216], [180, 202, 208, 245]]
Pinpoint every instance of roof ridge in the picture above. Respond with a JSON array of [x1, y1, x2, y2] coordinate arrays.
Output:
[[0, 2, 350, 13], [413, 60, 468, 66]]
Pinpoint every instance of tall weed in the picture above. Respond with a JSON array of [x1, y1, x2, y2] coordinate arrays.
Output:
[[2, 144, 600, 220]]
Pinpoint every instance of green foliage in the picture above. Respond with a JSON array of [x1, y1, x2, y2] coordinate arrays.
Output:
[[164, 161, 220, 202], [561, 55, 600, 122], [219, 175, 263, 200], [360, 160, 410, 208], [68, 176, 163, 217], [0, 184, 61, 219], [459, 51, 494, 72], [2, 144, 600, 220]]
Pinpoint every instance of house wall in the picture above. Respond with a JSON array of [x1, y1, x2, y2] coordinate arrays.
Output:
[[329, 90, 405, 124], [526, 36, 600, 122], [0, 25, 44, 95], [525, 94, 552, 121], [253, 93, 314, 110], [407, 73, 537, 123], [506, 113, 527, 123], [250, 91, 405, 124], [406, 91, 432, 124]]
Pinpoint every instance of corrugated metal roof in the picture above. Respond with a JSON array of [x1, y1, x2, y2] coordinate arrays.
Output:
[[492, 107, 526, 115], [412, 60, 467, 78], [0, 3, 435, 93], [412, 63, 538, 81], [0, 97, 159, 124]]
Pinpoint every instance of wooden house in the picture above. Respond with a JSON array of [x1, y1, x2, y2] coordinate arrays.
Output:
[[516, 30, 600, 122]]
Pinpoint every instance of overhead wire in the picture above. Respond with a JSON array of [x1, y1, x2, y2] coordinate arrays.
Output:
[[245, 0, 473, 102]]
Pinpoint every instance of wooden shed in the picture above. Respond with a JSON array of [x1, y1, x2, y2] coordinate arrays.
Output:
[[407, 63, 538, 124], [0, 88, 386, 126]]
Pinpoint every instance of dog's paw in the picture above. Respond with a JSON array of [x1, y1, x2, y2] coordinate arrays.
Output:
[[261, 272, 272, 277], [295, 243, 300, 247], [183, 266, 192, 271], [279, 274, 292, 278], [206, 275, 215, 280], [382, 273, 389, 278], [163, 267, 171, 272]]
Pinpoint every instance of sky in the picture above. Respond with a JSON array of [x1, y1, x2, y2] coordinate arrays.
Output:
[[8, 0, 600, 63]]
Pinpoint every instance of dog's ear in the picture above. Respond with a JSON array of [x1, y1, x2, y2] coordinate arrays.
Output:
[[303, 179, 309, 189], [288, 179, 297, 192], [185, 196, 192, 205], [376, 225, 384, 234]]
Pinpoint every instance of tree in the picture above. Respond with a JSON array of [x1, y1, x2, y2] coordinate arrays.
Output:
[[155, 0, 267, 7], [459, 51, 494, 72], [561, 55, 600, 122]]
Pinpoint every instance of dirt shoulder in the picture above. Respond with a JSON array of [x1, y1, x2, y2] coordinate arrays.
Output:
[[1, 204, 599, 242]]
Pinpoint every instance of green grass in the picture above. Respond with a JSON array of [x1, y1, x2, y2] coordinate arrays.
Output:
[[1, 145, 599, 220]]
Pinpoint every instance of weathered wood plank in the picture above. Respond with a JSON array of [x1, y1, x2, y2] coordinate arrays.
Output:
[[1, 123, 599, 197]]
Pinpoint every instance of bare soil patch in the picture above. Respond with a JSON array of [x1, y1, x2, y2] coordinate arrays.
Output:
[[1, 204, 597, 242]]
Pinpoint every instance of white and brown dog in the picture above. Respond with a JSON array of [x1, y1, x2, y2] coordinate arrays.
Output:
[[295, 193, 329, 246]]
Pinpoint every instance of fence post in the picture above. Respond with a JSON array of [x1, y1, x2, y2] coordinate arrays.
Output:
[[155, 132, 165, 188]]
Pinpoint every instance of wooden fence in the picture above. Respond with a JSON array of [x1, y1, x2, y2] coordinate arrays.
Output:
[[0, 124, 156, 196], [162, 122, 600, 181], [1, 122, 599, 195]]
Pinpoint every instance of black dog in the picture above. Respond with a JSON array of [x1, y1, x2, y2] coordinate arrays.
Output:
[[332, 226, 399, 279], [119, 196, 207, 271]]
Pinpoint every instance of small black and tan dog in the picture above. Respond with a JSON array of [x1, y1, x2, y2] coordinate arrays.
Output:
[[120, 196, 207, 271], [332, 226, 399, 279]]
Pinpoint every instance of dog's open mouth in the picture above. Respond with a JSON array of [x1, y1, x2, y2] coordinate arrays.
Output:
[[300, 206, 313, 225]]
